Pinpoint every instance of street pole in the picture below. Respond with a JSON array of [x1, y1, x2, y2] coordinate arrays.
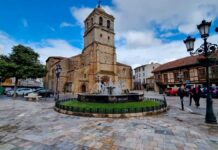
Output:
[[184, 20, 217, 124], [56, 77, 59, 101], [204, 38, 217, 124]]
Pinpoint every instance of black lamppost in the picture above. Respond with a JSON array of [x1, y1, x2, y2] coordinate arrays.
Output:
[[184, 20, 218, 124], [55, 64, 62, 101]]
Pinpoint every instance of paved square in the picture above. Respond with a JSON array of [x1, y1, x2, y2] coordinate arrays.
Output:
[[0, 93, 218, 150]]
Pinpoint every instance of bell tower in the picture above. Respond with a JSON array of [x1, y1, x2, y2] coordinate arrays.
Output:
[[83, 5, 115, 48], [83, 4, 117, 86]]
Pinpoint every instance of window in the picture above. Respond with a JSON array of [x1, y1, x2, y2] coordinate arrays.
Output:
[[99, 17, 103, 26], [108, 36, 110, 40], [211, 65, 218, 79], [86, 22, 89, 28], [156, 74, 161, 82], [174, 72, 179, 82], [163, 74, 168, 83], [198, 68, 206, 80], [91, 18, 93, 25], [107, 20, 110, 28], [84, 74, 86, 78], [100, 34, 103, 38], [183, 71, 190, 80]]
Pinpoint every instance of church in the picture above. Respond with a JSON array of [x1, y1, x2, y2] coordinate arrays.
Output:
[[44, 5, 133, 94]]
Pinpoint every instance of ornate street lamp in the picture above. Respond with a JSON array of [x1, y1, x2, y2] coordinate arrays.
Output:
[[184, 20, 218, 124], [55, 64, 62, 101]]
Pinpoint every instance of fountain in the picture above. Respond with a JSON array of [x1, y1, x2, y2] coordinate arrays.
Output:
[[78, 78, 144, 103]]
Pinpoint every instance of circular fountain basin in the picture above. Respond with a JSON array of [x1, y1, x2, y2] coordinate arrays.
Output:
[[78, 93, 144, 103]]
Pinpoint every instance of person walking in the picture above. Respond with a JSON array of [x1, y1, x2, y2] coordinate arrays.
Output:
[[178, 84, 185, 110], [193, 85, 201, 108], [189, 86, 194, 106]]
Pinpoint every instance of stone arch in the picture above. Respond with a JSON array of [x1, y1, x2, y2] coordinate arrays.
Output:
[[107, 20, 110, 28], [99, 17, 103, 26]]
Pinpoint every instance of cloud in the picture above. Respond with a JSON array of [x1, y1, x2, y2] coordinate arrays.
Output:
[[60, 22, 75, 28], [31, 39, 81, 64], [112, 0, 218, 33], [119, 31, 161, 48], [0, 31, 81, 64], [70, 0, 218, 68], [22, 19, 29, 27], [71, 7, 93, 27], [0, 31, 17, 55], [117, 34, 218, 68]]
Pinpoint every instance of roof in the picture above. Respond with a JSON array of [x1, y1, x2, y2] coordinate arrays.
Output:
[[117, 62, 131, 67], [153, 52, 218, 73], [134, 63, 160, 70], [84, 6, 114, 22], [46, 56, 66, 62]]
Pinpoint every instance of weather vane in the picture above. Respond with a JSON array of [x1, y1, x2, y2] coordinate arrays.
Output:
[[98, 0, 102, 8]]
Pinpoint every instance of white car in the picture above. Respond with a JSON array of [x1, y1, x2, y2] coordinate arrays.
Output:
[[7, 88, 33, 96]]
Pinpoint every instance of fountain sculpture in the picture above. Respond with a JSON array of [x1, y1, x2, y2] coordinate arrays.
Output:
[[78, 78, 144, 103]]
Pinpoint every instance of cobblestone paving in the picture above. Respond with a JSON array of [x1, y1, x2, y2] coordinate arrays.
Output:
[[0, 94, 218, 150]]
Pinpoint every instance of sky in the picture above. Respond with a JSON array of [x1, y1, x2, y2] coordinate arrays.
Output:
[[0, 0, 218, 69]]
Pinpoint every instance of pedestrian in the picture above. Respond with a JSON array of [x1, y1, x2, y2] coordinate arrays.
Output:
[[189, 86, 194, 106], [177, 84, 185, 110], [193, 85, 201, 108]]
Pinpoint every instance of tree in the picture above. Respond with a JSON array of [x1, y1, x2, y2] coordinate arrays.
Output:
[[0, 44, 46, 98]]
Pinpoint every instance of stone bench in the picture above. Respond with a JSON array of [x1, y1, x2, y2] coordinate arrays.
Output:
[[24, 93, 42, 101]]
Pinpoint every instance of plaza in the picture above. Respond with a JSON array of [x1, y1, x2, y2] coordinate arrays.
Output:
[[1, 1, 218, 150], [0, 92, 218, 150]]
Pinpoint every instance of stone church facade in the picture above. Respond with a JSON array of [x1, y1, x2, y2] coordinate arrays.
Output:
[[44, 6, 133, 94]]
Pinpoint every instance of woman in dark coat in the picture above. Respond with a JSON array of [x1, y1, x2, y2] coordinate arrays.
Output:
[[178, 85, 185, 110], [193, 85, 201, 108]]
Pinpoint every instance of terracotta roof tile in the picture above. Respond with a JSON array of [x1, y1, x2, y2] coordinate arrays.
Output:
[[153, 52, 218, 72]]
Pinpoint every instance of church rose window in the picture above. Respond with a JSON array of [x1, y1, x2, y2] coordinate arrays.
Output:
[[99, 17, 103, 26]]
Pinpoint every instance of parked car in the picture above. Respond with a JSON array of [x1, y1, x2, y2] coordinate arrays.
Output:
[[164, 87, 178, 96], [200, 87, 214, 98], [4, 87, 13, 95], [212, 86, 218, 98], [27, 88, 54, 97], [25, 87, 44, 96], [37, 89, 54, 97], [7, 88, 33, 96]]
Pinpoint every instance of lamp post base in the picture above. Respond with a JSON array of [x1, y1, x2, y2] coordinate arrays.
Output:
[[205, 97, 217, 124]]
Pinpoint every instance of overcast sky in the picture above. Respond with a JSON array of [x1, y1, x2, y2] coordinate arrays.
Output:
[[0, 0, 218, 69]]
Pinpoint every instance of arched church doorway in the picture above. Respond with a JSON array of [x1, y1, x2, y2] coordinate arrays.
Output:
[[81, 84, 86, 93]]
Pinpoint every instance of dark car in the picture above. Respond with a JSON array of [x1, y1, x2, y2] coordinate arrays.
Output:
[[25, 88, 54, 97], [200, 87, 214, 98], [37, 89, 54, 97], [212, 86, 218, 98]]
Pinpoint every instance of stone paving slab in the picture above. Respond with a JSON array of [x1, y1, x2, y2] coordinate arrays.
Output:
[[0, 95, 218, 150]]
